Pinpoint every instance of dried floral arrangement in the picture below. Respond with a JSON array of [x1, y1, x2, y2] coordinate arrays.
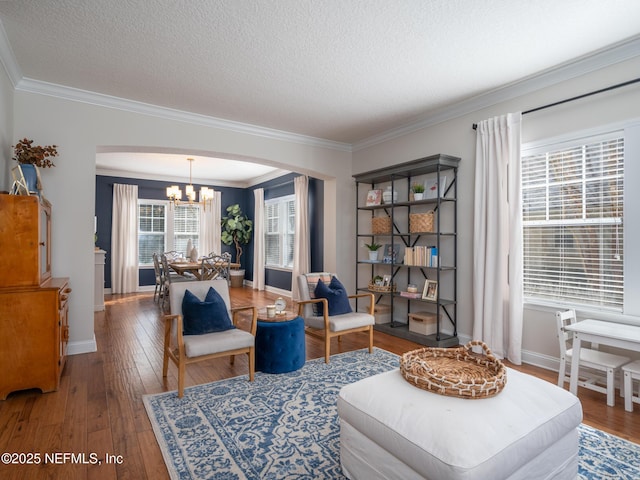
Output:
[[12, 138, 58, 168]]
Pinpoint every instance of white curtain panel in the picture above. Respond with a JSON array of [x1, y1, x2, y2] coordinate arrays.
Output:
[[293, 175, 310, 301], [253, 188, 265, 291], [472, 113, 524, 364], [111, 183, 139, 294], [199, 190, 222, 256]]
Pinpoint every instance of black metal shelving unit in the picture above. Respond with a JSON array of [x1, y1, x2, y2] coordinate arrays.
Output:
[[353, 154, 460, 347]]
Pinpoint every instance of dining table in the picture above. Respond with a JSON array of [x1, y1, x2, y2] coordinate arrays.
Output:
[[564, 319, 640, 400], [168, 260, 240, 281]]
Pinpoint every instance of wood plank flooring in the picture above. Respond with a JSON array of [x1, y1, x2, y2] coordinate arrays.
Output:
[[0, 287, 638, 479]]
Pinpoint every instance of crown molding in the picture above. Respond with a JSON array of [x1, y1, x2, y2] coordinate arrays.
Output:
[[353, 35, 640, 151], [14, 77, 352, 152]]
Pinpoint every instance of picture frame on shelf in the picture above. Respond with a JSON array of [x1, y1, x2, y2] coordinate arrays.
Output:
[[382, 244, 404, 264], [366, 189, 383, 206], [424, 176, 447, 199], [382, 274, 392, 287], [422, 279, 438, 301]]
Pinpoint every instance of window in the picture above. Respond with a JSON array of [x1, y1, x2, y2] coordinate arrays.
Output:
[[265, 195, 295, 268], [138, 201, 200, 266], [521, 133, 624, 310]]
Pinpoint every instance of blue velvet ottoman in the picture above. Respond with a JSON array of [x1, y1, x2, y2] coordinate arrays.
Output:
[[255, 316, 306, 374]]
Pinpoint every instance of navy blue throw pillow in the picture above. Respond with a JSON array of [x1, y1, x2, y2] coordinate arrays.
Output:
[[314, 277, 353, 316], [182, 287, 235, 335]]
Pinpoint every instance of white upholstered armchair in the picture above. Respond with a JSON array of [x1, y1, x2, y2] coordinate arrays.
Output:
[[297, 273, 374, 363], [163, 279, 257, 397]]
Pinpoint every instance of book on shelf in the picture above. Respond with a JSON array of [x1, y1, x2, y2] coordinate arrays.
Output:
[[400, 291, 422, 299], [404, 246, 438, 267]]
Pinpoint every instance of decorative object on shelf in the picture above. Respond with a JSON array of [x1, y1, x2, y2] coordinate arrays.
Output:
[[382, 186, 398, 204], [382, 274, 392, 287], [382, 244, 403, 264], [368, 280, 396, 293], [411, 183, 425, 201], [409, 211, 434, 233], [372, 275, 383, 286], [422, 279, 438, 301], [400, 341, 507, 399], [371, 215, 392, 234], [166, 158, 214, 210], [407, 284, 418, 293], [400, 291, 422, 299], [366, 189, 382, 206], [275, 297, 287, 314], [364, 242, 382, 261], [11, 138, 58, 196], [424, 176, 447, 199]]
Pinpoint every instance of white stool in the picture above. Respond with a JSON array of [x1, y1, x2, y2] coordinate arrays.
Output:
[[622, 360, 640, 412]]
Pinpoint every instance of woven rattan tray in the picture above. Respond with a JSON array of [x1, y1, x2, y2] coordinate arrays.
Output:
[[400, 340, 507, 399]]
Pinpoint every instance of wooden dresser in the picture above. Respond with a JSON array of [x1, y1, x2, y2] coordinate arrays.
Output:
[[0, 194, 71, 400]]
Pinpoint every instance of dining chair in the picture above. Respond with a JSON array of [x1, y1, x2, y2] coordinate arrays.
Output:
[[297, 273, 374, 363], [163, 279, 257, 397], [200, 252, 232, 282], [160, 253, 193, 307], [556, 309, 630, 406], [152, 253, 164, 303]]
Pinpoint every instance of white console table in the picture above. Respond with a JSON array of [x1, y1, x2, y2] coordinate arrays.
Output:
[[94, 249, 106, 311]]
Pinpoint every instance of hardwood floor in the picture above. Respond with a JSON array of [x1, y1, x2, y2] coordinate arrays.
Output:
[[1, 287, 638, 479]]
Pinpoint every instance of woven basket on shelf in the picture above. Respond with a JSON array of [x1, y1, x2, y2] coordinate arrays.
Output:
[[400, 340, 507, 399], [367, 281, 396, 293], [372, 216, 392, 234], [409, 212, 434, 233]]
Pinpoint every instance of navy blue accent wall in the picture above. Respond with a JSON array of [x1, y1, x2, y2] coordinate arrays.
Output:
[[96, 173, 324, 291], [249, 173, 324, 291], [95, 175, 245, 289]]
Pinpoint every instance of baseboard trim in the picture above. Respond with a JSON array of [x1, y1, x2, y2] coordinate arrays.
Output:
[[68, 336, 98, 355]]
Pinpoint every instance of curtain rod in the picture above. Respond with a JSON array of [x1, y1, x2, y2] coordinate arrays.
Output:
[[472, 77, 640, 130]]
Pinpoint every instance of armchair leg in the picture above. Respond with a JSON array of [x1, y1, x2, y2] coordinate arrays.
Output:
[[178, 360, 186, 398], [248, 348, 255, 382], [325, 336, 331, 363], [368, 326, 374, 353]]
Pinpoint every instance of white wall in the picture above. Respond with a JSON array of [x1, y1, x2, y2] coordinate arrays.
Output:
[[13, 92, 353, 354], [353, 56, 640, 369], [0, 58, 13, 188]]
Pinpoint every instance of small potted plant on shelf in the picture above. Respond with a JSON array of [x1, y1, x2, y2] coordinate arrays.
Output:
[[411, 183, 426, 201], [364, 242, 382, 261]]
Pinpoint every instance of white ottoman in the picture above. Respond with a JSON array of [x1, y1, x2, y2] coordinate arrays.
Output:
[[338, 368, 582, 480]]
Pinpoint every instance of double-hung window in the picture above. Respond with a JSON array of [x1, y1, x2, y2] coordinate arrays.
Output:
[[265, 195, 295, 269], [137, 201, 200, 266], [521, 132, 624, 310]]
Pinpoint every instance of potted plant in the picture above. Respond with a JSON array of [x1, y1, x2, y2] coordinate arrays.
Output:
[[411, 183, 425, 201], [221, 204, 253, 287], [364, 242, 382, 261], [12, 138, 58, 194]]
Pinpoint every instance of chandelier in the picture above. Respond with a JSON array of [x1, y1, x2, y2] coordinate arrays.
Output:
[[166, 158, 213, 210]]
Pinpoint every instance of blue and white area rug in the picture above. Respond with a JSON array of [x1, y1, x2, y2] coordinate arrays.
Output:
[[143, 348, 640, 479]]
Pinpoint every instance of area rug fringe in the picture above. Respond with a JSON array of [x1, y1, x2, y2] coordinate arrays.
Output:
[[143, 348, 640, 480]]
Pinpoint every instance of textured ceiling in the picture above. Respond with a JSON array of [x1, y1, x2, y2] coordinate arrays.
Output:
[[1, 0, 640, 181]]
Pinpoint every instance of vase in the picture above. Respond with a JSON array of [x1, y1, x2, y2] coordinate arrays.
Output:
[[382, 186, 397, 204], [413, 193, 424, 201], [368, 251, 379, 261], [19, 164, 39, 194]]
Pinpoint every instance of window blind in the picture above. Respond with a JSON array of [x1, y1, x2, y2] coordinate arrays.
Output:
[[522, 135, 624, 310]]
